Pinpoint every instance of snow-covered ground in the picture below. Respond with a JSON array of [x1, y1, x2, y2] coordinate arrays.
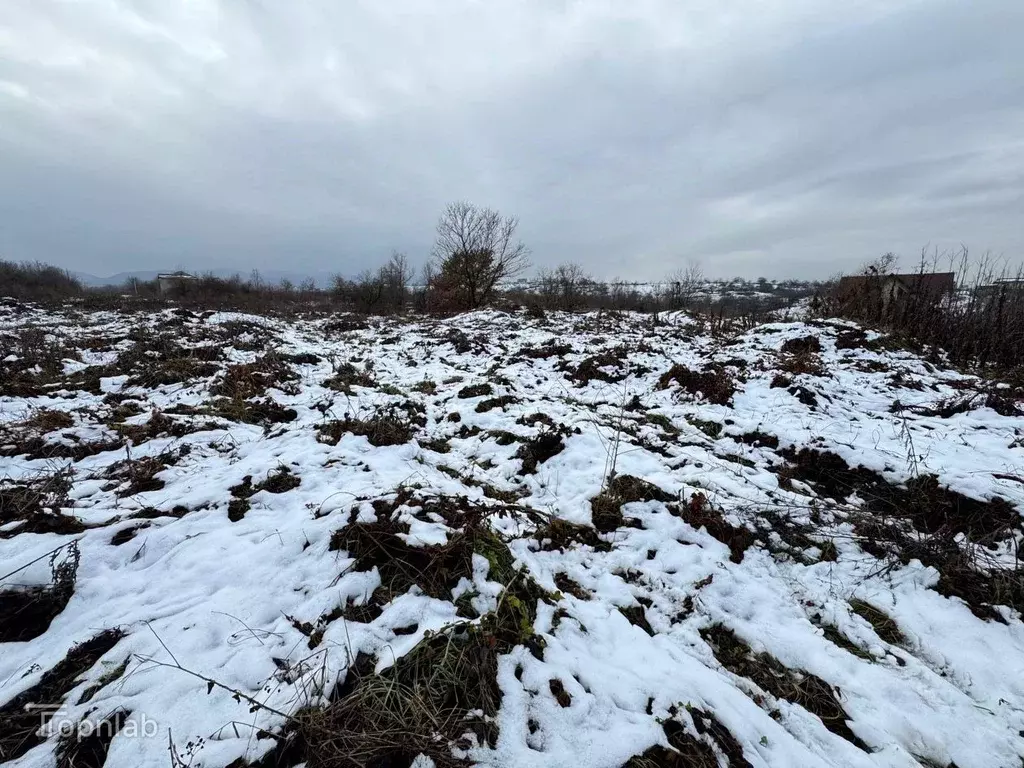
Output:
[[1, 303, 1023, 768]]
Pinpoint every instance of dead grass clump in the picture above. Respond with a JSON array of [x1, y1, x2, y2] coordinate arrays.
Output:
[[0, 425, 124, 461], [301, 512, 551, 766], [624, 711, 752, 768], [323, 363, 375, 393], [115, 332, 222, 388], [657, 365, 735, 405], [26, 409, 74, 432], [0, 471, 83, 539], [780, 335, 822, 355], [112, 409, 207, 443], [476, 395, 519, 413], [110, 524, 148, 546], [984, 389, 1020, 417], [338, 595, 384, 626], [518, 342, 572, 360], [212, 355, 298, 399], [330, 518, 474, 601], [738, 430, 779, 449], [850, 508, 1023, 620], [280, 351, 322, 365], [318, 406, 418, 448], [412, 379, 438, 395], [228, 476, 256, 521], [533, 519, 611, 552], [419, 437, 451, 454], [227, 498, 250, 522], [103, 453, 173, 497], [0, 540, 80, 643], [553, 573, 590, 599], [895, 475, 1020, 541], [674, 494, 753, 564], [288, 605, 346, 649], [0, 329, 69, 396], [687, 417, 722, 439], [591, 475, 674, 534], [814, 619, 874, 661], [778, 448, 888, 502], [700, 624, 868, 751], [835, 328, 880, 351], [688, 708, 754, 768], [323, 316, 370, 334], [486, 429, 521, 446], [784, 450, 1023, 593], [226, 467, 300, 521], [752, 509, 820, 564], [457, 383, 493, 399], [0, 370, 45, 398], [788, 385, 819, 407], [131, 358, 220, 388], [619, 605, 655, 636], [645, 413, 679, 435], [849, 599, 906, 646], [0, 628, 125, 763], [299, 624, 498, 767], [514, 428, 567, 475], [207, 397, 298, 425], [778, 349, 827, 377], [303, 569, 544, 765], [517, 412, 556, 428], [259, 465, 302, 494], [76, 659, 130, 705], [561, 348, 633, 386], [442, 327, 490, 355]]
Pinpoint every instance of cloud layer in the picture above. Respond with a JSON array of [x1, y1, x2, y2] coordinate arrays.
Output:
[[1, 0, 1022, 279]]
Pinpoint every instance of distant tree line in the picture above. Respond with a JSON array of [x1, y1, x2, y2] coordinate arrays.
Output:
[[2, 201, 820, 316]]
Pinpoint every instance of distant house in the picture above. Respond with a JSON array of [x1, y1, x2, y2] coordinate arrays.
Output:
[[977, 277, 1024, 300], [833, 272, 955, 314], [157, 272, 199, 294]]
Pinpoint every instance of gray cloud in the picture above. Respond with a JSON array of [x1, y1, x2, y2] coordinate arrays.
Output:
[[1, 0, 1021, 280]]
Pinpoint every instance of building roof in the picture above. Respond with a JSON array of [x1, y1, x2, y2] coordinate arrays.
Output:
[[836, 272, 954, 294]]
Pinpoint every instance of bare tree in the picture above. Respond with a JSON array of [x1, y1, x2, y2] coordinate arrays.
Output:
[[352, 269, 384, 314], [863, 252, 899, 275], [664, 260, 704, 309], [378, 251, 412, 312], [431, 201, 530, 310], [540, 262, 592, 311], [330, 273, 350, 302]]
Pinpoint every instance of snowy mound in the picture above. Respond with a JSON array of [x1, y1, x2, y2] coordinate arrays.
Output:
[[1, 304, 1023, 768]]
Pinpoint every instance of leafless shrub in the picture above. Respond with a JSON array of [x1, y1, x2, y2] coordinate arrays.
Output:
[[0, 260, 83, 302], [663, 260, 705, 310], [536, 262, 598, 311], [430, 201, 530, 311]]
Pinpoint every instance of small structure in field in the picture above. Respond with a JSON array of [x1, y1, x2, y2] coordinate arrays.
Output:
[[833, 272, 954, 315], [977, 278, 1024, 299], [157, 272, 199, 294]]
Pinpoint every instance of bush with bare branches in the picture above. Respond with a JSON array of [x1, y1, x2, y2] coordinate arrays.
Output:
[[430, 202, 530, 311]]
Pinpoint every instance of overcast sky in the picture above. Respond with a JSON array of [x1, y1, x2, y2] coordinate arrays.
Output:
[[1, 1, 1021, 280]]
